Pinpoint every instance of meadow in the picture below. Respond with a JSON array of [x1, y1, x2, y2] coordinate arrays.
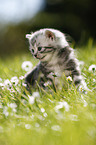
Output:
[[0, 42, 96, 145]]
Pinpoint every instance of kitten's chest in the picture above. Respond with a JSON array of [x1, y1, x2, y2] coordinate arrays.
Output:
[[46, 56, 64, 77], [40, 53, 70, 87], [45, 63, 63, 87], [44, 54, 70, 78]]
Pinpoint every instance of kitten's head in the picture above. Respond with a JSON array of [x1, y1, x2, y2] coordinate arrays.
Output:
[[26, 28, 68, 61]]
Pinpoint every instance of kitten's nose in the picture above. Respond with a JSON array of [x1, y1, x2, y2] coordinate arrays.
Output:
[[34, 54, 37, 57]]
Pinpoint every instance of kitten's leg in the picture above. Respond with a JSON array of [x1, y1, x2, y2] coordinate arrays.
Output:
[[72, 69, 82, 87], [25, 62, 41, 87], [65, 58, 88, 91], [65, 58, 82, 87]]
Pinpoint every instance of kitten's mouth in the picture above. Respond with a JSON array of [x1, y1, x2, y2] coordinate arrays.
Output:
[[34, 54, 46, 60]]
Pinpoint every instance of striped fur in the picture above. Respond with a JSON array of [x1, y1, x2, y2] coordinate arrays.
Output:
[[25, 28, 83, 90]]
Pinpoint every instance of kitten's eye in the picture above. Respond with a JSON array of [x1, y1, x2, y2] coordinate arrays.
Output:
[[31, 49, 34, 53], [38, 47, 42, 51]]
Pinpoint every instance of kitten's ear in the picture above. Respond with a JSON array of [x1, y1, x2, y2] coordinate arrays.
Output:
[[45, 30, 55, 40], [26, 34, 31, 39]]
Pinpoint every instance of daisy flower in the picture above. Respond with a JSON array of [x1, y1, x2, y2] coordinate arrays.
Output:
[[66, 76, 73, 82], [21, 61, 33, 71], [4, 79, 12, 89], [0, 83, 4, 89], [51, 125, 61, 131], [10, 76, 19, 86], [54, 101, 70, 113], [88, 64, 96, 72], [28, 95, 35, 104], [32, 92, 40, 98]]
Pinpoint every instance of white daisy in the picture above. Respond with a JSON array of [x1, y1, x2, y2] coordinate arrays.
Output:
[[28, 95, 35, 104], [22, 82, 27, 87], [43, 112, 48, 118], [0, 83, 4, 89], [10, 76, 19, 86], [8, 103, 17, 109], [19, 76, 24, 80], [66, 76, 73, 82], [54, 101, 70, 113], [7, 103, 17, 113], [93, 79, 95, 82], [69, 114, 78, 121], [35, 123, 40, 128], [51, 125, 61, 131], [21, 61, 33, 71], [25, 124, 31, 129], [32, 92, 40, 98], [4, 79, 12, 89], [79, 80, 90, 93], [88, 64, 96, 72], [41, 108, 45, 113], [3, 106, 9, 117]]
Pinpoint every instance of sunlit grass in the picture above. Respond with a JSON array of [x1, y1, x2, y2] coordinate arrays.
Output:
[[0, 46, 96, 145]]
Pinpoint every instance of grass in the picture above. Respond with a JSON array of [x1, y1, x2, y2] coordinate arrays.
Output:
[[0, 45, 96, 145]]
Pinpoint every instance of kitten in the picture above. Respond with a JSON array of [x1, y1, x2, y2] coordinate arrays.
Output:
[[25, 28, 86, 91]]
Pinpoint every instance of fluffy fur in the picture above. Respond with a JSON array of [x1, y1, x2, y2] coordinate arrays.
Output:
[[25, 28, 86, 91]]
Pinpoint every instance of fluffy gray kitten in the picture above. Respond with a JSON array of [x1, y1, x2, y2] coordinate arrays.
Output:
[[25, 28, 86, 91]]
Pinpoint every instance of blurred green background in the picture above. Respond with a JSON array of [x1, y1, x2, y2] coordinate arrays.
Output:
[[0, 0, 96, 58]]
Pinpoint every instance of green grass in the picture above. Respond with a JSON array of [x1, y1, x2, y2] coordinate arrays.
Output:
[[0, 45, 96, 145]]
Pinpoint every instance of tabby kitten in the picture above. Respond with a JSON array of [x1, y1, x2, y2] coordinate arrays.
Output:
[[25, 28, 85, 91]]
